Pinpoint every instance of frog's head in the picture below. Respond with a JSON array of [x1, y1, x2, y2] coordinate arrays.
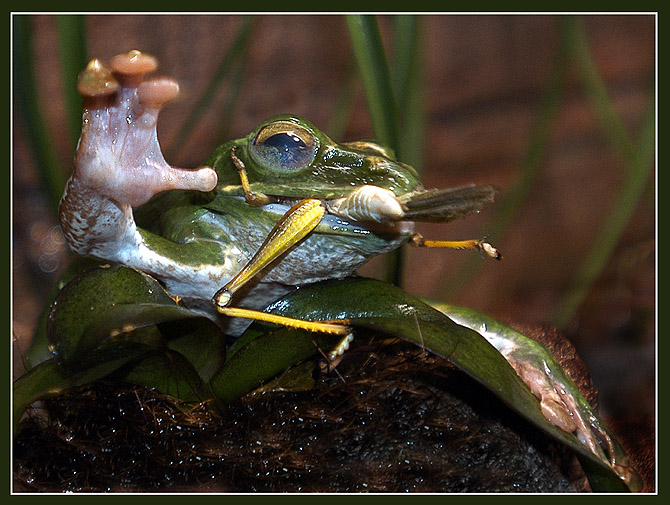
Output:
[[214, 115, 420, 198], [211, 115, 497, 225]]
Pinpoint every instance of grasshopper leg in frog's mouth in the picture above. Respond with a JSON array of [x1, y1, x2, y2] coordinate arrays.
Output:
[[323, 184, 502, 258], [325, 183, 499, 225]]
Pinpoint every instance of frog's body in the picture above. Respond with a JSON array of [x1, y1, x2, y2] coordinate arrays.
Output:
[[138, 194, 411, 333], [155, 197, 410, 288], [61, 51, 494, 334], [138, 115, 422, 309]]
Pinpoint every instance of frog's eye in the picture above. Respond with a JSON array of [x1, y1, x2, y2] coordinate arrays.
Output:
[[250, 121, 317, 172]]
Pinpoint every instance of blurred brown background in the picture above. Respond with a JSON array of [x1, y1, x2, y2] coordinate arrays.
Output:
[[12, 13, 656, 489]]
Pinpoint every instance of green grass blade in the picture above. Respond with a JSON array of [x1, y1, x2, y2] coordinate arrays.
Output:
[[441, 16, 570, 299], [165, 16, 254, 161], [56, 14, 88, 151], [393, 15, 425, 172], [550, 16, 655, 328], [346, 15, 402, 157], [565, 16, 637, 164], [346, 15, 402, 285], [346, 15, 413, 287], [13, 15, 67, 212], [213, 35, 252, 145], [551, 96, 655, 328]]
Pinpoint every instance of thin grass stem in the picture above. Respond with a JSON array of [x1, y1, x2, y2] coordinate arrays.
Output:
[[440, 16, 570, 300], [13, 15, 67, 212], [56, 15, 88, 151], [165, 16, 254, 162]]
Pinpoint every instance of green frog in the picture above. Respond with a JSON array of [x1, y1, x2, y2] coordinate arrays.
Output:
[[48, 51, 641, 490], [60, 50, 498, 336]]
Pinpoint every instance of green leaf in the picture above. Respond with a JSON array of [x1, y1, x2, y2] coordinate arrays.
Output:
[[346, 15, 402, 157], [13, 356, 143, 432], [25, 257, 107, 369], [427, 299, 642, 493], [47, 265, 177, 369], [231, 277, 636, 492], [12, 15, 68, 212], [118, 350, 212, 403], [210, 324, 340, 404], [15, 265, 226, 426]]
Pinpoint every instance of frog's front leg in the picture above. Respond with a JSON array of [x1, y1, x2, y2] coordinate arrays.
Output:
[[229, 146, 274, 206], [59, 50, 217, 266]]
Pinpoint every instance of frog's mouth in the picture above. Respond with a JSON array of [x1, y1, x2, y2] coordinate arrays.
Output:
[[323, 183, 498, 224], [262, 183, 497, 237]]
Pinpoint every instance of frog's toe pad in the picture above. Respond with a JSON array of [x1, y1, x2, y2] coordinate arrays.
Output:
[[77, 58, 119, 98], [138, 78, 180, 109], [110, 49, 158, 77]]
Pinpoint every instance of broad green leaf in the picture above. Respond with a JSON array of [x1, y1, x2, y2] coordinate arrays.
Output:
[[15, 265, 226, 426], [47, 265, 224, 373], [210, 325, 340, 403], [25, 256, 104, 369], [227, 277, 636, 492], [426, 300, 642, 493], [118, 350, 212, 403], [47, 265, 176, 368]]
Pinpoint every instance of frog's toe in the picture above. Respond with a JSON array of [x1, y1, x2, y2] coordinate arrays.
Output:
[[138, 77, 180, 109], [110, 49, 158, 86], [77, 58, 119, 98], [72, 49, 217, 208]]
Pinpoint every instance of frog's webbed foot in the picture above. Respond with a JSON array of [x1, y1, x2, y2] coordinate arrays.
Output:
[[73, 50, 217, 209], [60, 50, 218, 259]]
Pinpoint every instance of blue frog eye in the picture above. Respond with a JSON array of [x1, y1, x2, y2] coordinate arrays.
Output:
[[250, 121, 317, 171]]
